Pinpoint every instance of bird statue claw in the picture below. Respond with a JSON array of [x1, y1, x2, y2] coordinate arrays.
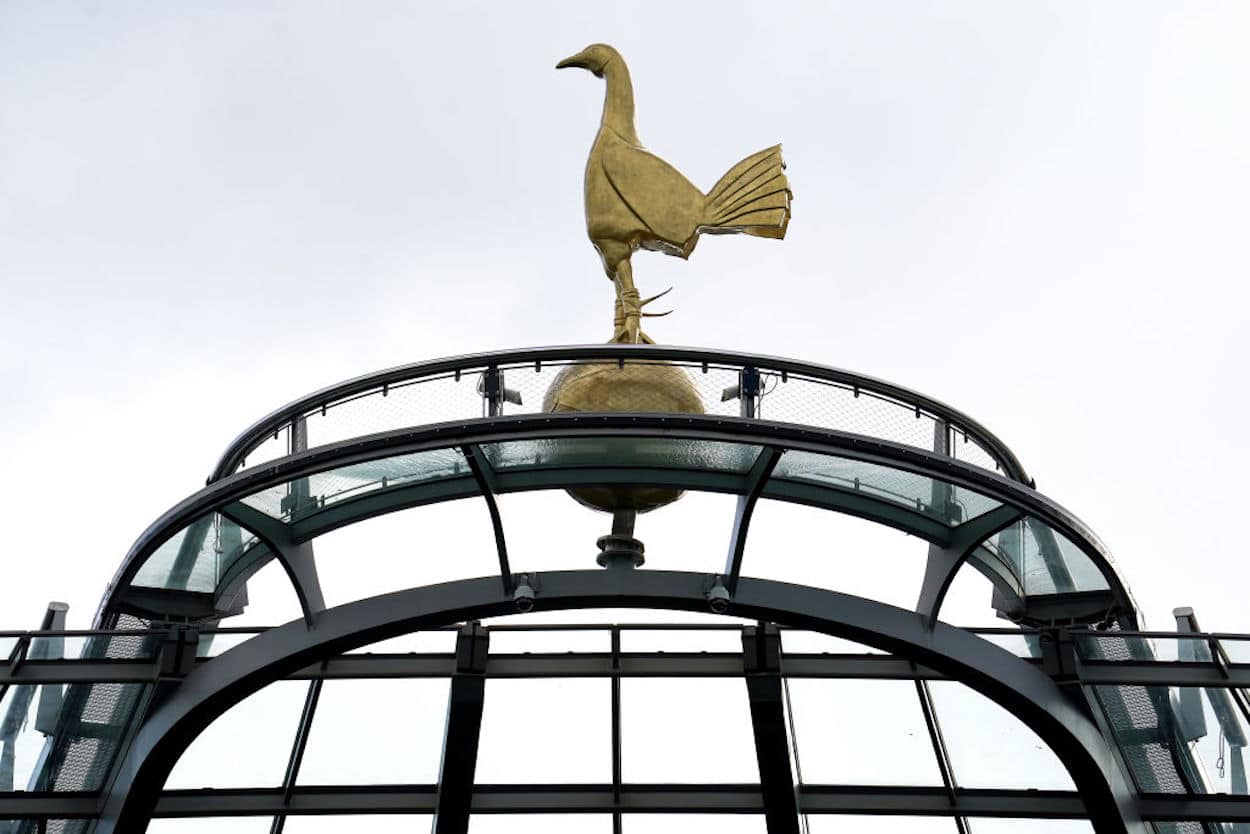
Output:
[[613, 287, 673, 344]]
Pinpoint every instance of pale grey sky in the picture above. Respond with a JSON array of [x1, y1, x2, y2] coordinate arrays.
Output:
[[2, 1, 1249, 641]]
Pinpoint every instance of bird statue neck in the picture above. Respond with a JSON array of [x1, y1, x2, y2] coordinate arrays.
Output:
[[600, 56, 640, 145]]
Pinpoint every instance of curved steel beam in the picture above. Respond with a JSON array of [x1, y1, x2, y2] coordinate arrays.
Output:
[[917, 505, 1024, 627], [209, 345, 1030, 483], [95, 571, 1141, 834], [97, 415, 1135, 628]]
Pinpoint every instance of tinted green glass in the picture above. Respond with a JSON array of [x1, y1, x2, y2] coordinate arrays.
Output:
[[240, 447, 468, 521], [772, 450, 1000, 526], [482, 436, 761, 474]]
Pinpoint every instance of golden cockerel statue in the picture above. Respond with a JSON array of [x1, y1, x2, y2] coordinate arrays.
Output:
[[557, 43, 792, 343]]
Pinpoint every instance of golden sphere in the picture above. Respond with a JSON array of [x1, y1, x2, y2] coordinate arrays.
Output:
[[543, 361, 705, 513]]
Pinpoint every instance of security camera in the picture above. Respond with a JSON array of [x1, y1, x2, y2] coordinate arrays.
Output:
[[706, 582, 730, 614], [513, 581, 536, 613]]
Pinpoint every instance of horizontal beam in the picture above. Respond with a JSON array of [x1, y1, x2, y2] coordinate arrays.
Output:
[[7, 652, 1250, 688], [148, 784, 1089, 818], [14, 785, 1250, 822]]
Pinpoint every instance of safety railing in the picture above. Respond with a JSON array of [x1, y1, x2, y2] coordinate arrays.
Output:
[[209, 346, 1030, 485]]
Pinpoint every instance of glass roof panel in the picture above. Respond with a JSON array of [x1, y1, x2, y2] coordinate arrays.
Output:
[[469, 816, 611, 833], [239, 447, 469, 521], [476, 678, 610, 783], [771, 450, 1000, 527], [968, 822, 1094, 833], [927, 681, 1075, 789], [625, 815, 766, 833], [165, 680, 305, 789], [976, 518, 1109, 596], [786, 679, 945, 785], [283, 817, 432, 833], [482, 436, 761, 474], [132, 513, 260, 593], [621, 678, 758, 782], [296, 678, 448, 785], [145, 819, 271, 833], [806, 817, 955, 833]]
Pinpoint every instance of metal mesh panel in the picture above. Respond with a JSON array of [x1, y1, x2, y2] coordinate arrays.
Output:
[[1086, 628, 1204, 834], [228, 358, 1015, 483]]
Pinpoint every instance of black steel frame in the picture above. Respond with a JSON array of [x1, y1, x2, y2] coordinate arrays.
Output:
[[84, 569, 1144, 833]]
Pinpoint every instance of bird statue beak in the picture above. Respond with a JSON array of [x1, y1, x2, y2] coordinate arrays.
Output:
[[556, 51, 597, 75]]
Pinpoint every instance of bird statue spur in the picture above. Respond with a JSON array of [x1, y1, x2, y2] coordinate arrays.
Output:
[[557, 43, 792, 344]]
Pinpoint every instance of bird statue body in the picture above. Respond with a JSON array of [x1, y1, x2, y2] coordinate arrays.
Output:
[[557, 44, 791, 343]]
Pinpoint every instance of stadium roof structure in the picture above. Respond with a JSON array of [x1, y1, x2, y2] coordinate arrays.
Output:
[[2, 345, 1248, 833]]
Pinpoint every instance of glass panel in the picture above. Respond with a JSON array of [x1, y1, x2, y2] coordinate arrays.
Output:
[[482, 436, 761, 474], [489, 629, 610, 654], [626, 816, 765, 833], [283, 817, 432, 833], [477, 679, 609, 783], [772, 450, 999, 526], [1219, 638, 1250, 665], [977, 518, 1109, 596], [144, 819, 271, 833], [972, 631, 1042, 659], [5, 681, 147, 792], [622, 678, 757, 782], [25, 635, 86, 661], [131, 513, 260, 593], [195, 630, 264, 657], [963, 822, 1094, 833], [0, 685, 51, 791], [0, 638, 18, 659], [165, 680, 306, 789], [619, 628, 742, 653], [928, 681, 1074, 789], [470, 816, 610, 833], [806, 818, 955, 833], [786, 679, 945, 785], [297, 678, 448, 785], [348, 630, 458, 654], [240, 447, 469, 521], [779, 630, 885, 655]]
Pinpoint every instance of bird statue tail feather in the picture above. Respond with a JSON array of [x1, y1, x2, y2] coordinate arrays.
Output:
[[701, 144, 791, 239]]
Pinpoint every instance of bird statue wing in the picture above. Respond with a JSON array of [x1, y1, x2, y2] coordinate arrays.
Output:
[[601, 139, 705, 251]]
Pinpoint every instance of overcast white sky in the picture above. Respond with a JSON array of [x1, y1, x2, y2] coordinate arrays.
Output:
[[2, 1, 1249, 643]]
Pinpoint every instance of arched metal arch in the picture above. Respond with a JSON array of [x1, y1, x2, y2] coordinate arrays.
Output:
[[96, 415, 1136, 628], [95, 571, 1143, 834]]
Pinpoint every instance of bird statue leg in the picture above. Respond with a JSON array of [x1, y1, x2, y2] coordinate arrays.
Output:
[[612, 259, 643, 344]]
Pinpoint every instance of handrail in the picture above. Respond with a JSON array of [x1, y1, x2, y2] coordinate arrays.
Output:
[[208, 344, 1031, 484]]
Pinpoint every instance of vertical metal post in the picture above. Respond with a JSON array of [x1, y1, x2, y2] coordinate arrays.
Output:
[[270, 675, 323, 834], [740, 365, 761, 419], [611, 626, 623, 834], [432, 622, 490, 834], [913, 673, 969, 834], [742, 623, 801, 834]]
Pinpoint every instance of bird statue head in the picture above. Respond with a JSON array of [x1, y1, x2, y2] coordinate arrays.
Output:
[[555, 43, 620, 78]]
